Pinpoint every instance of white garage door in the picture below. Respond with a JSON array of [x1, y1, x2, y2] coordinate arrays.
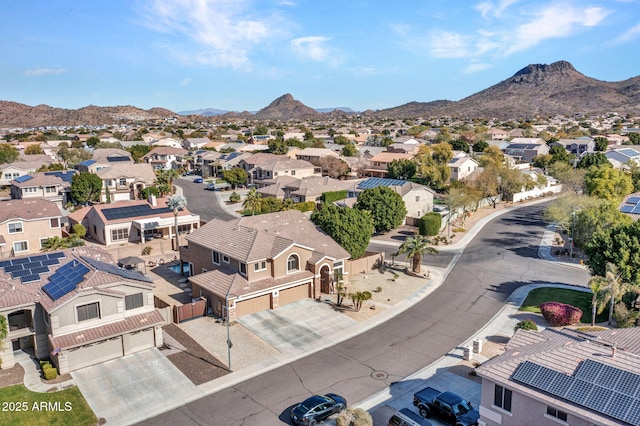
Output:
[[66, 337, 123, 371], [123, 328, 155, 355]]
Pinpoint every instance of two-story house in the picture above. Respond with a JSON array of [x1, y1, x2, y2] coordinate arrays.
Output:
[[503, 139, 549, 163], [362, 152, 414, 178], [239, 153, 320, 185], [476, 327, 640, 426], [142, 146, 188, 170], [76, 148, 133, 173], [0, 246, 164, 374], [448, 156, 480, 181], [182, 210, 350, 320], [550, 138, 595, 157], [68, 196, 200, 247], [606, 147, 640, 170], [96, 163, 157, 203], [9, 171, 77, 210], [294, 148, 340, 163], [0, 199, 63, 258], [0, 155, 57, 186]]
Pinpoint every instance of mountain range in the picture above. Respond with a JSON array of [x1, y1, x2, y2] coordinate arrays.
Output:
[[1, 61, 639, 128]]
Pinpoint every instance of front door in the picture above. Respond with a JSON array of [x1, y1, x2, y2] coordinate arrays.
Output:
[[320, 266, 332, 294]]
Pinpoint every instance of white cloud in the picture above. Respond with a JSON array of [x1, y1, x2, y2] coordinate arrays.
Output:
[[613, 22, 640, 44], [429, 32, 471, 58], [137, 0, 284, 69], [24, 67, 66, 76], [475, 0, 519, 19], [178, 78, 191, 87], [290, 36, 342, 66], [462, 63, 494, 74]]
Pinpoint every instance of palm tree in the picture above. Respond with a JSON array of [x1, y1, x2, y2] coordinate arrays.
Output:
[[589, 276, 611, 327], [604, 263, 632, 326], [242, 188, 262, 216], [350, 291, 372, 312], [167, 195, 187, 254], [396, 234, 438, 274], [40, 236, 66, 252]]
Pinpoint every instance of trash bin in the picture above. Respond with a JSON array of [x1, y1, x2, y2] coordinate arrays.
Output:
[[463, 345, 473, 361], [473, 338, 483, 354]]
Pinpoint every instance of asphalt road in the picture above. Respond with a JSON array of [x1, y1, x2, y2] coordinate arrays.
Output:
[[139, 203, 589, 426], [177, 177, 236, 222]]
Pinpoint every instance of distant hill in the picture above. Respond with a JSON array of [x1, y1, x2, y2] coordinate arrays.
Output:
[[1, 61, 639, 126], [178, 108, 228, 116]]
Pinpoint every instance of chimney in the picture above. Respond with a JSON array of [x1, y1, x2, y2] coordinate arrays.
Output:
[[612, 346, 617, 358], [149, 194, 157, 207]]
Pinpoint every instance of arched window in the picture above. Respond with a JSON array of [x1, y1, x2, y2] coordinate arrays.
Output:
[[287, 254, 299, 272]]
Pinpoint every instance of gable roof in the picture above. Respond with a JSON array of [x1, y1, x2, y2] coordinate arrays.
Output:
[[0, 199, 62, 223]]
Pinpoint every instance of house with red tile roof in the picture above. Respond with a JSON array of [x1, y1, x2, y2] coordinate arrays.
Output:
[[182, 209, 350, 320], [0, 246, 164, 374], [0, 199, 63, 257]]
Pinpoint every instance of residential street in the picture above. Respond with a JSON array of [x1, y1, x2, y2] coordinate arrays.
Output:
[[137, 203, 589, 426]]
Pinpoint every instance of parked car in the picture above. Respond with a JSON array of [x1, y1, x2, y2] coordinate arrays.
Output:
[[291, 394, 346, 426], [193, 177, 203, 183], [389, 408, 433, 426], [413, 386, 479, 426]]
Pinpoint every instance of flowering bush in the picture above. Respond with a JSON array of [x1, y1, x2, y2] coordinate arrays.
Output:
[[540, 301, 583, 326]]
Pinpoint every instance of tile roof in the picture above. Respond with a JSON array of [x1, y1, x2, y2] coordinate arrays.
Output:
[[0, 199, 62, 223], [49, 309, 164, 349], [91, 198, 196, 224], [189, 268, 314, 298], [10, 171, 74, 189], [95, 162, 156, 182]]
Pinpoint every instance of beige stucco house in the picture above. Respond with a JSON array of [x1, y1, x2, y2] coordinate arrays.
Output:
[[96, 163, 157, 203], [0, 199, 63, 258], [0, 246, 164, 374], [448, 156, 479, 181], [182, 210, 350, 321], [9, 171, 76, 210], [363, 152, 414, 178]]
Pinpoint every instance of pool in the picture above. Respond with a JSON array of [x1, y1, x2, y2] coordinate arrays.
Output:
[[168, 263, 191, 274]]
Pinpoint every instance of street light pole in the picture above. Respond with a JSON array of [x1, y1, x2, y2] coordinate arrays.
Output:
[[225, 289, 233, 372], [570, 210, 576, 260]]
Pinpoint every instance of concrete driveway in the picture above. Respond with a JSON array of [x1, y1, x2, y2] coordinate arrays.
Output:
[[71, 348, 204, 425]]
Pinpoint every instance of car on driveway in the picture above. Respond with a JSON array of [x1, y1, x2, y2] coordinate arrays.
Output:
[[193, 177, 203, 183], [291, 393, 346, 426]]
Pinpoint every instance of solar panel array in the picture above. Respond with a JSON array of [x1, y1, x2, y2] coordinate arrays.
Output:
[[621, 197, 640, 214], [0, 252, 66, 284], [14, 175, 33, 183], [79, 159, 96, 167], [44, 171, 75, 183], [41, 259, 91, 301], [106, 156, 131, 162], [102, 204, 172, 221], [81, 256, 152, 283], [512, 360, 640, 425], [357, 177, 407, 190]]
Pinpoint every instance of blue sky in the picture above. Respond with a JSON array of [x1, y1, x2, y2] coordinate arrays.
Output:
[[1, 0, 639, 113]]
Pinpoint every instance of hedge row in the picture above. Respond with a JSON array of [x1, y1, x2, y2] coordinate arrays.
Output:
[[540, 301, 582, 326], [40, 359, 58, 380]]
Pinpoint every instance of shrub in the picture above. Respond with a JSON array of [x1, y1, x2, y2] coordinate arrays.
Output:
[[292, 201, 316, 212], [514, 319, 538, 332], [141, 246, 152, 256], [418, 212, 441, 236], [228, 192, 241, 203], [71, 223, 87, 237], [43, 366, 58, 380], [540, 301, 582, 326], [320, 190, 348, 204], [39, 360, 51, 368], [336, 407, 373, 426]]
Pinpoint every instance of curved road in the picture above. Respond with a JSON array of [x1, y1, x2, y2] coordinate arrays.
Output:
[[177, 177, 236, 222], [140, 203, 588, 425]]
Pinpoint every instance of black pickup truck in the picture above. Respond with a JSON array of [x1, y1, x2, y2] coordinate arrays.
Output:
[[412, 386, 479, 426]]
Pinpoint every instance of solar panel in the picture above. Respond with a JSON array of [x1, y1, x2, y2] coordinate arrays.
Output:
[[0, 260, 11, 268], [11, 257, 30, 265], [20, 275, 41, 284], [584, 386, 613, 413], [512, 361, 543, 383], [44, 171, 75, 183], [530, 365, 559, 389], [603, 393, 633, 421], [547, 372, 574, 397], [14, 175, 33, 183], [5, 264, 25, 273], [42, 260, 91, 301], [617, 371, 640, 397], [106, 156, 131, 162], [357, 177, 407, 190], [626, 197, 640, 205], [565, 378, 594, 405], [11, 269, 34, 278], [41, 258, 60, 267], [621, 205, 635, 213], [81, 256, 152, 283], [47, 252, 66, 260], [595, 364, 623, 389], [575, 359, 605, 381], [29, 254, 48, 263], [625, 399, 640, 425], [102, 204, 172, 221]]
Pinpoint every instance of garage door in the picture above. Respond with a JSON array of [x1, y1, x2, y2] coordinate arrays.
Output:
[[66, 337, 123, 371], [279, 283, 310, 305], [123, 328, 155, 355], [235, 294, 271, 318]]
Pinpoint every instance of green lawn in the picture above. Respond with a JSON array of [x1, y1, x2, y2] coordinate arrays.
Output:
[[0, 385, 97, 426], [519, 287, 609, 324]]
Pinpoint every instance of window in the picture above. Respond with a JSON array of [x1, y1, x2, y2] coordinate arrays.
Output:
[[222, 255, 230, 264], [125, 293, 144, 310], [50, 218, 60, 228], [287, 254, 299, 272], [494, 385, 512, 412], [8, 222, 23, 234], [212, 251, 220, 265], [546, 406, 567, 422], [24, 187, 37, 193], [178, 224, 190, 234], [13, 241, 28, 253], [254, 261, 266, 271], [111, 228, 129, 241], [40, 238, 50, 249], [415, 195, 420, 202], [240, 263, 246, 275], [77, 302, 100, 322], [119, 178, 127, 186], [45, 186, 56, 193], [291, 170, 296, 176]]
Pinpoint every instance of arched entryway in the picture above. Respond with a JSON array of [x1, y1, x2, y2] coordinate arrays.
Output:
[[320, 265, 332, 294]]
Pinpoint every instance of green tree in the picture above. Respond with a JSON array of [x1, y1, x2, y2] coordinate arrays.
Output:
[[40, 236, 67, 251], [71, 172, 103, 205], [449, 139, 470, 153], [268, 139, 288, 155], [354, 186, 407, 234], [531, 154, 553, 171], [594, 137, 609, 151], [243, 188, 262, 216], [628, 132, 640, 144], [0, 143, 19, 164], [127, 144, 152, 162], [167, 195, 187, 256], [395, 234, 438, 273], [414, 144, 451, 190], [350, 291, 372, 312], [72, 223, 87, 238], [418, 212, 442, 236], [589, 275, 611, 326], [86, 136, 100, 147], [472, 140, 489, 153], [585, 220, 640, 285], [222, 167, 248, 189], [577, 152, 609, 169], [311, 204, 372, 258], [24, 144, 43, 155], [387, 159, 417, 180], [333, 135, 350, 145], [341, 143, 357, 157], [547, 161, 586, 194], [549, 145, 572, 164], [604, 263, 634, 326], [584, 165, 633, 201]]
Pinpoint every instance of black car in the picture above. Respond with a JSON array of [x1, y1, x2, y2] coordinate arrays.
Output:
[[291, 393, 347, 426]]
